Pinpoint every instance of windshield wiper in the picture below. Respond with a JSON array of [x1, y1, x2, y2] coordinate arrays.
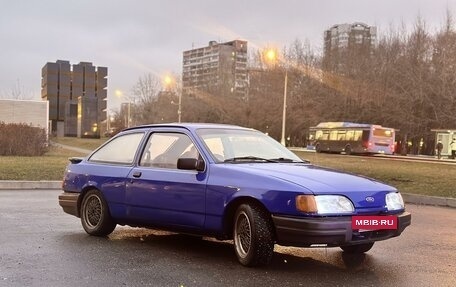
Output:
[[270, 157, 310, 163], [224, 156, 279, 163]]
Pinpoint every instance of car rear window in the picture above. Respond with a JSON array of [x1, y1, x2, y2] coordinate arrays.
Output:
[[89, 132, 144, 165]]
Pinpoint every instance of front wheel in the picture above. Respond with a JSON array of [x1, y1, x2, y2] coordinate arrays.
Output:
[[233, 204, 274, 266], [340, 242, 374, 254], [80, 189, 116, 236]]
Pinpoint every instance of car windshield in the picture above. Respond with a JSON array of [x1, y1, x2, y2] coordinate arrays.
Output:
[[196, 128, 305, 163]]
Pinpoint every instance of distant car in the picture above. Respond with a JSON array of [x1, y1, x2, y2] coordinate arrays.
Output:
[[59, 123, 411, 266]]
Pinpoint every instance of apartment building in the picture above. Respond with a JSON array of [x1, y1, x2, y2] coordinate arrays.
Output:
[[323, 23, 377, 73], [182, 40, 248, 99]]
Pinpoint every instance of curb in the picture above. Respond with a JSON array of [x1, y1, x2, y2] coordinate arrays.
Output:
[[402, 193, 456, 209], [0, 181, 61, 190]]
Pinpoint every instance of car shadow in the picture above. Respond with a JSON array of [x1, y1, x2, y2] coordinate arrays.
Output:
[[60, 227, 392, 287], [67, 227, 372, 272]]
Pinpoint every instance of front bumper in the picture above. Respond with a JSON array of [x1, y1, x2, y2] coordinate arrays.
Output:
[[58, 192, 80, 217], [272, 211, 411, 247]]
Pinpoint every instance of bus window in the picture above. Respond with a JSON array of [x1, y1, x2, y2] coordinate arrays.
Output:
[[322, 131, 329, 140], [373, 128, 393, 138], [316, 130, 323, 140], [329, 130, 338, 140], [337, 130, 346, 141], [354, 130, 363, 141], [346, 130, 354, 141]]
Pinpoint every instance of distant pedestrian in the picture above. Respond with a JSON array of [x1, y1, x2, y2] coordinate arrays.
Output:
[[451, 138, 456, 159], [436, 140, 443, 159]]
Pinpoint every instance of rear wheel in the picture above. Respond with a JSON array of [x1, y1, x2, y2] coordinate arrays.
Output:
[[80, 189, 116, 236], [233, 204, 274, 266], [340, 242, 374, 254]]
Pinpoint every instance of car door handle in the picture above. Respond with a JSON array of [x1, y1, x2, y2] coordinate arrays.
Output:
[[132, 171, 142, 178]]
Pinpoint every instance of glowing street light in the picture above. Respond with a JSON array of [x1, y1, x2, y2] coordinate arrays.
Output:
[[163, 75, 173, 89], [264, 48, 288, 146], [163, 74, 182, 123], [265, 49, 277, 63]]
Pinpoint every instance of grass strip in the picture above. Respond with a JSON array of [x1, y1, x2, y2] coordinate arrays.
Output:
[[1, 142, 454, 198]]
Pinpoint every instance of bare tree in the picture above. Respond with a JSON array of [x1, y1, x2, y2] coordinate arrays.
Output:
[[130, 73, 161, 124], [1, 79, 34, 100], [118, 10, 456, 154], [431, 9, 456, 124]]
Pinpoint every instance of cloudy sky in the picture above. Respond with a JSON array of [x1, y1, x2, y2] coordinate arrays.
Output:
[[0, 0, 455, 109]]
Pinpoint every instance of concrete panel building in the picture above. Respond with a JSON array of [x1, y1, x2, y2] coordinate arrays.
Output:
[[0, 99, 49, 135], [323, 23, 377, 73], [324, 23, 377, 52], [182, 40, 248, 99], [41, 60, 107, 138]]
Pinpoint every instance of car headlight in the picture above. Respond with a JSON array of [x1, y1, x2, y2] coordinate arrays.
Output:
[[296, 195, 354, 214], [386, 192, 404, 211]]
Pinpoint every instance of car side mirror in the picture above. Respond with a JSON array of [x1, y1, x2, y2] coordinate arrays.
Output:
[[177, 158, 205, 172]]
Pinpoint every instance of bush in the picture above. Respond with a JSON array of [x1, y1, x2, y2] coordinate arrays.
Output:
[[0, 122, 48, 156]]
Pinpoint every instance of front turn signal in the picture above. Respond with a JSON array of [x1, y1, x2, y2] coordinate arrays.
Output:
[[296, 195, 318, 213]]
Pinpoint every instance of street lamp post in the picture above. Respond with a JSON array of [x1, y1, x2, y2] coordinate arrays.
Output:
[[265, 48, 288, 146], [177, 91, 182, 123], [280, 70, 288, 146], [164, 75, 181, 123]]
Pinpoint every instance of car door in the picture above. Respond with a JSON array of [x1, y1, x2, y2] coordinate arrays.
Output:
[[85, 131, 146, 220], [125, 130, 208, 230]]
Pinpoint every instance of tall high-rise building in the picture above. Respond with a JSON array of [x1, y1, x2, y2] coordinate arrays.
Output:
[[182, 40, 248, 99], [41, 60, 107, 138], [323, 22, 377, 73]]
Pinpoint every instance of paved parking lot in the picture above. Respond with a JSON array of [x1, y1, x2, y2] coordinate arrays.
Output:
[[0, 190, 455, 287]]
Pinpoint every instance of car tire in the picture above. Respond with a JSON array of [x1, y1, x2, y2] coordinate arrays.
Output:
[[340, 242, 374, 254], [80, 189, 116, 236], [233, 203, 274, 266]]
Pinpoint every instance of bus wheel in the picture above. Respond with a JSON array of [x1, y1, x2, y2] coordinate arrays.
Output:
[[315, 144, 321, 153], [345, 145, 352, 155]]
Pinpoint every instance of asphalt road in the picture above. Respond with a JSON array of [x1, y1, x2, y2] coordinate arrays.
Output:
[[1, 190, 455, 287]]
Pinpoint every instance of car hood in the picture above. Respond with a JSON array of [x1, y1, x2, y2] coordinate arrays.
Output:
[[220, 163, 396, 194]]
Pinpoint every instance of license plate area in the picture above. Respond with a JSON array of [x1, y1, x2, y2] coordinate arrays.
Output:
[[351, 215, 398, 230]]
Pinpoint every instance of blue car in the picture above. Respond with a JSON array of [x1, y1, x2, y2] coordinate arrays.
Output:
[[59, 123, 411, 266]]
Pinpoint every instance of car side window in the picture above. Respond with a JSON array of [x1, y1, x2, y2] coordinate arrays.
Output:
[[139, 132, 199, 169], [89, 133, 144, 165]]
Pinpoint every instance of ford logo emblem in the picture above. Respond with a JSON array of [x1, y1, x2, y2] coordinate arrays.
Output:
[[365, 196, 375, 202]]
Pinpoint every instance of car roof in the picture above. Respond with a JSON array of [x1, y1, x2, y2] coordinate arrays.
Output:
[[122, 123, 253, 133]]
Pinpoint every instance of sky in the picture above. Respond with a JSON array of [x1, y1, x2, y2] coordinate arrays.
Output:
[[0, 0, 455, 109]]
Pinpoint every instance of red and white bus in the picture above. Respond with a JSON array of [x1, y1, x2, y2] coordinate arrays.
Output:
[[307, 122, 396, 155]]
